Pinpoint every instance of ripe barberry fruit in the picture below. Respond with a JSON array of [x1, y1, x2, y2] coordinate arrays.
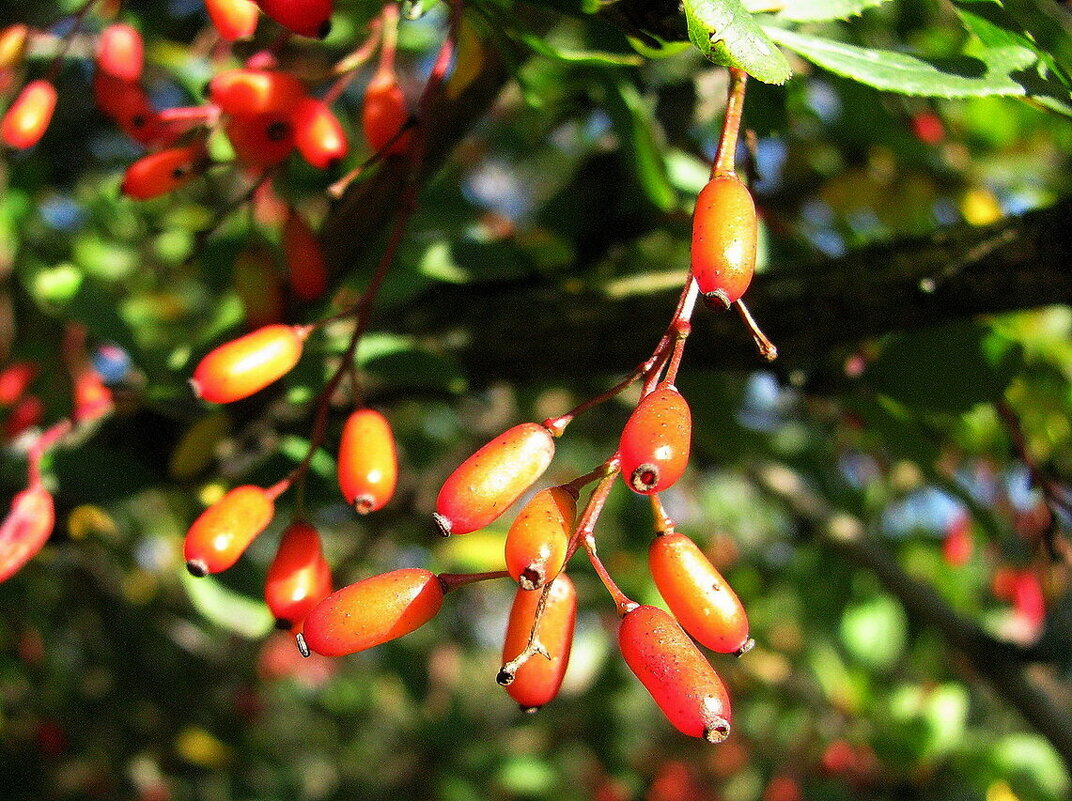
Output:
[[434, 422, 556, 536], [293, 97, 348, 168], [362, 69, 410, 155], [504, 486, 576, 590], [337, 408, 398, 514], [205, 0, 259, 41], [121, 144, 207, 200], [691, 174, 757, 308], [499, 574, 576, 711], [265, 521, 332, 630], [209, 69, 305, 117], [225, 112, 295, 166], [618, 604, 732, 743], [191, 324, 309, 404], [184, 485, 275, 576], [96, 24, 144, 83], [4, 395, 43, 440], [301, 568, 445, 656], [255, 0, 333, 38], [0, 483, 55, 583], [282, 209, 328, 301], [2, 79, 57, 150], [93, 73, 170, 146], [0, 24, 30, 71], [618, 383, 691, 495], [649, 532, 752, 655], [0, 362, 38, 406]]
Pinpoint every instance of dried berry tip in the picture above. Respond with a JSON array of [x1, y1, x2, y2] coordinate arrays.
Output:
[[296, 632, 310, 658], [518, 566, 543, 591], [353, 495, 375, 515], [496, 668, 515, 686], [734, 637, 756, 657], [186, 559, 208, 577], [703, 290, 732, 310], [630, 464, 660, 493], [432, 512, 452, 537], [521, 705, 539, 714], [703, 717, 731, 744], [275, 617, 292, 631]]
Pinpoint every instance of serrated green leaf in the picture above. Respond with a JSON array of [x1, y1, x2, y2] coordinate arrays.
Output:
[[747, 0, 891, 22], [684, 0, 792, 84], [764, 26, 1057, 100], [517, 32, 643, 66]]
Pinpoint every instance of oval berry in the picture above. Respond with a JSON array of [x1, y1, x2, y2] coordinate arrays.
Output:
[[255, 0, 333, 38], [206, 0, 259, 41], [209, 69, 305, 117], [4, 394, 43, 440], [0, 24, 30, 71], [434, 422, 556, 536], [362, 69, 410, 155], [618, 604, 732, 743], [0, 361, 38, 406], [649, 532, 752, 655], [500, 574, 576, 711], [691, 174, 757, 308], [191, 324, 308, 404], [337, 408, 398, 514], [293, 97, 347, 169], [0, 483, 55, 583], [505, 486, 576, 590], [96, 23, 144, 83], [618, 383, 691, 495], [265, 521, 332, 630], [282, 209, 328, 301], [121, 144, 207, 200], [302, 568, 445, 656], [225, 112, 295, 166], [184, 485, 275, 576], [2, 79, 57, 150]]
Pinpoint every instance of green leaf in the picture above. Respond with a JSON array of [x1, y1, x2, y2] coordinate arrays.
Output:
[[1001, 0, 1072, 86], [748, 0, 892, 22], [840, 594, 906, 670], [180, 570, 275, 639], [683, 0, 792, 84], [517, 32, 644, 66], [763, 26, 1045, 98], [601, 78, 677, 211]]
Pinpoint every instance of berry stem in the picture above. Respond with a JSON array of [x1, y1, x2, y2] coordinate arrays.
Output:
[[649, 493, 676, 535], [712, 68, 748, 179], [563, 454, 621, 566], [437, 569, 510, 590], [584, 533, 637, 617], [497, 578, 556, 684], [733, 298, 778, 361], [377, 2, 401, 77], [324, 17, 384, 104]]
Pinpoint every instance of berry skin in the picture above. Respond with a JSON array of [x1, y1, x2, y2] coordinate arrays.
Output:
[[4, 395, 43, 440], [301, 568, 445, 656], [618, 604, 732, 743], [265, 521, 332, 630], [255, 0, 333, 38], [184, 485, 275, 576], [205, 0, 259, 41], [500, 574, 577, 711], [191, 324, 308, 404], [618, 382, 691, 495], [362, 69, 410, 155], [96, 24, 144, 83], [690, 174, 757, 308], [0, 483, 55, 583], [209, 69, 305, 118], [504, 486, 576, 590], [282, 209, 328, 301], [434, 422, 556, 536], [2, 79, 57, 150], [0, 362, 38, 406], [225, 112, 295, 166], [121, 144, 207, 200], [649, 532, 752, 655], [337, 408, 398, 514], [293, 97, 348, 168]]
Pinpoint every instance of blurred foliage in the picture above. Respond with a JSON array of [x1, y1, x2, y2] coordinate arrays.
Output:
[[1, 1, 1072, 801]]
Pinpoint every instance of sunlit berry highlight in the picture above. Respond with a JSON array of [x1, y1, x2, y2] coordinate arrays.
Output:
[[618, 383, 691, 495], [504, 486, 575, 590], [191, 324, 307, 404], [337, 408, 398, 514], [96, 24, 144, 83], [183, 485, 275, 576], [500, 575, 576, 711], [265, 521, 332, 630], [206, 0, 259, 41], [2, 80, 57, 150], [293, 97, 347, 168]]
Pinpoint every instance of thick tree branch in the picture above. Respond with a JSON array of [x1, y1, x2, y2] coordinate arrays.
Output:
[[755, 463, 1072, 775], [393, 198, 1072, 383]]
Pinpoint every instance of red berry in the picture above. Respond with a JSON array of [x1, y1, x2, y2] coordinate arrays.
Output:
[[618, 382, 691, 495], [4, 394, 43, 439], [206, 0, 260, 41], [184, 485, 275, 575], [96, 23, 144, 83], [942, 513, 973, 567], [434, 422, 556, 536], [92, 73, 171, 146], [302, 568, 445, 656], [282, 209, 328, 301], [73, 369, 113, 422], [191, 324, 308, 404], [293, 96, 347, 168], [0, 361, 38, 406], [2, 79, 57, 150], [362, 69, 410, 155], [121, 144, 207, 200], [265, 521, 332, 630], [0, 483, 55, 583], [618, 604, 731, 743], [209, 69, 305, 117], [649, 532, 751, 655], [500, 574, 576, 710], [691, 174, 757, 307], [225, 112, 295, 166], [504, 486, 575, 590], [337, 408, 398, 514], [255, 0, 333, 38]]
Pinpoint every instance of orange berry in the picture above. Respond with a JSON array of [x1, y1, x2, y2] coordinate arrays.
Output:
[[206, 0, 260, 41], [225, 112, 295, 166], [691, 174, 757, 307], [500, 575, 576, 710], [337, 408, 398, 514], [265, 521, 332, 630], [121, 144, 207, 200], [96, 23, 144, 83], [0, 24, 30, 71], [191, 324, 307, 404], [184, 485, 275, 575], [293, 96, 347, 168], [0, 483, 55, 583], [362, 69, 410, 155], [0, 362, 38, 406], [2, 79, 57, 150], [618, 383, 691, 495], [504, 486, 575, 590], [209, 69, 305, 117], [255, 0, 333, 38]]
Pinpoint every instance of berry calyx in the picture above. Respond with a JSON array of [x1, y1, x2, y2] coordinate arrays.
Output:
[[96, 23, 144, 83], [205, 0, 259, 41], [504, 486, 576, 590], [191, 324, 309, 404], [649, 532, 752, 655], [433, 422, 556, 536], [618, 382, 691, 495], [362, 68, 410, 156], [618, 604, 732, 743], [293, 97, 348, 169], [301, 568, 445, 656], [183, 485, 276, 576], [121, 144, 208, 200], [690, 174, 757, 308], [500, 575, 576, 711], [265, 521, 332, 630], [2, 79, 57, 150], [0, 483, 55, 583], [337, 408, 398, 514]]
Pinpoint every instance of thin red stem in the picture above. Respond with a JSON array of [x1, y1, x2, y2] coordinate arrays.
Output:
[[324, 16, 384, 104], [713, 68, 748, 178]]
